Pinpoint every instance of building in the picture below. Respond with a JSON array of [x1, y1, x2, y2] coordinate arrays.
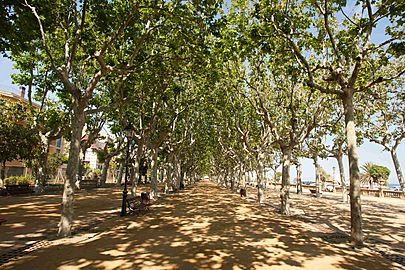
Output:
[[0, 87, 65, 180]]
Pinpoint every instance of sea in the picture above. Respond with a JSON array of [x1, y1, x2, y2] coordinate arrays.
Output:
[[388, 183, 402, 191]]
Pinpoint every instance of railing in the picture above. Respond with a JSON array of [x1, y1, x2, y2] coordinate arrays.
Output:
[[383, 190, 404, 199], [245, 183, 404, 199], [335, 187, 404, 199]]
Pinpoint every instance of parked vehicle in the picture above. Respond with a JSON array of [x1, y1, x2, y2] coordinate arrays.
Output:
[[325, 184, 334, 192]]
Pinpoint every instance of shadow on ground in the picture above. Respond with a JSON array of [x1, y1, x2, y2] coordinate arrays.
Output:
[[1, 181, 402, 269]]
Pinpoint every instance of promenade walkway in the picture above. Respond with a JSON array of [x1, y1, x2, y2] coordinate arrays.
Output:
[[0, 181, 404, 269]]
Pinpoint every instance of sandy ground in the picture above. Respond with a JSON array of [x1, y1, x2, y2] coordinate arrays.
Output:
[[0, 181, 404, 269]]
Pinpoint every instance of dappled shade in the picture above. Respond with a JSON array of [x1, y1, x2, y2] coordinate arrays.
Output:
[[1, 181, 403, 269]]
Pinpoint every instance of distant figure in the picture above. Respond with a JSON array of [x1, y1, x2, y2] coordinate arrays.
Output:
[[240, 188, 247, 197], [141, 192, 150, 204]]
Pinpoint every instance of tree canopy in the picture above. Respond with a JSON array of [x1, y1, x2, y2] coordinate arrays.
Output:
[[1, 0, 403, 246]]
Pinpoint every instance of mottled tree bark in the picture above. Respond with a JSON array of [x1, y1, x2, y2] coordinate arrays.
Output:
[[116, 159, 124, 184], [257, 152, 265, 204], [313, 155, 321, 198], [343, 93, 363, 246], [296, 162, 302, 194], [34, 136, 51, 193], [280, 147, 292, 215], [131, 142, 143, 198], [391, 149, 404, 192], [100, 157, 112, 187], [150, 147, 159, 199], [335, 152, 348, 203], [58, 103, 86, 238]]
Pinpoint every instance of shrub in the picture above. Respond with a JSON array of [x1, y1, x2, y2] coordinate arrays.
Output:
[[93, 169, 102, 180], [4, 175, 35, 185]]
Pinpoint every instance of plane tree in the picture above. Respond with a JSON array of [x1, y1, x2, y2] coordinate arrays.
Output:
[[2, 0, 222, 237], [363, 76, 404, 192], [232, 50, 332, 214], [251, 0, 404, 245]]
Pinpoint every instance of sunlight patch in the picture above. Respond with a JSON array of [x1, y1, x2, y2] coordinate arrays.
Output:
[[101, 249, 127, 256]]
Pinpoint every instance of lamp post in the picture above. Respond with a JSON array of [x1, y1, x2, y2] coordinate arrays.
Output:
[[121, 122, 134, 217]]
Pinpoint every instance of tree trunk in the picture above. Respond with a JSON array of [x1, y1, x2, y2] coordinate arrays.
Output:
[[131, 142, 143, 198], [167, 155, 175, 191], [230, 170, 235, 191], [150, 147, 159, 199], [58, 103, 86, 238], [162, 167, 169, 193], [100, 156, 112, 187], [280, 147, 292, 215], [0, 161, 5, 186], [174, 157, 181, 189], [296, 162, 302, 194], [335, 152, 347, 203], [238, 164, 243, 188], [180, 167, 185, 189], [313, 155, 321, 198], [257, 152, 265, 204], [35, 136, 51, 193], [343, 93, 363, 246], [116, 159, 124, 184], [391, 149, 405, 192]]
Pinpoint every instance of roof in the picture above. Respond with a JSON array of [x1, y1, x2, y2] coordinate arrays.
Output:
[[0, 89, 40, 108]]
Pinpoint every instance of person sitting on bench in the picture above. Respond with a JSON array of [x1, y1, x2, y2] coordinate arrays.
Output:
[[141, 192, 150, 204]]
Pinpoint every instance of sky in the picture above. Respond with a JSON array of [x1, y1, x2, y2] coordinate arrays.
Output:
[[1, 56, 403, 185]]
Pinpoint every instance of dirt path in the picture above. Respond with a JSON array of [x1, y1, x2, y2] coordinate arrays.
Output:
[[1, 181, 404, 269]]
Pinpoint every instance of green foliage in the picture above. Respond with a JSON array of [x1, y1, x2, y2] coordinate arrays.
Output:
[[4, 175, 35, 185], [46, 154, 63, 178], [369, 165, 390, 183], [92, 169, 102, 180], [361, 162, 390, 185], [0, 99, 41, 165], [275, 172, 282, 183], [319, 167, 330, 182]]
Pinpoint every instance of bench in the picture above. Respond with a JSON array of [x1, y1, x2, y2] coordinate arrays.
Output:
[[309, 189, 322, 195], [5, 184, 34, 195], [80, 180, 98, 189], [126, 192, 151, 214]]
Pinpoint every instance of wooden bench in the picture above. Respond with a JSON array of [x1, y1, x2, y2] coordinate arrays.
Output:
[[309, 189, 322, 195], [80, 180, 98, 189], [5, 184, 34, 195], [126, 192, 151, 214]]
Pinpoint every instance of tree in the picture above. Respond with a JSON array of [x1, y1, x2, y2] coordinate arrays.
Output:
[[361, 162, 390, 188], [0, 99, 41, 182], [96, 137, 124, 187], [3, 0, 222, 237], [302, 137, 328, 198], [238, 54, 331, 214], [363, 76, 405, 192], [252, 0, 404, 246]]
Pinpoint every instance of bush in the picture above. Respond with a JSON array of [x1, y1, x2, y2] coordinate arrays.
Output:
[[93, 169, 102, 180], [4, 175, 35, 185]]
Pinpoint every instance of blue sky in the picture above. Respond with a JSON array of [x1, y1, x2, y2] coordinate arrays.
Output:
[[1, 56, 403, 184]]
